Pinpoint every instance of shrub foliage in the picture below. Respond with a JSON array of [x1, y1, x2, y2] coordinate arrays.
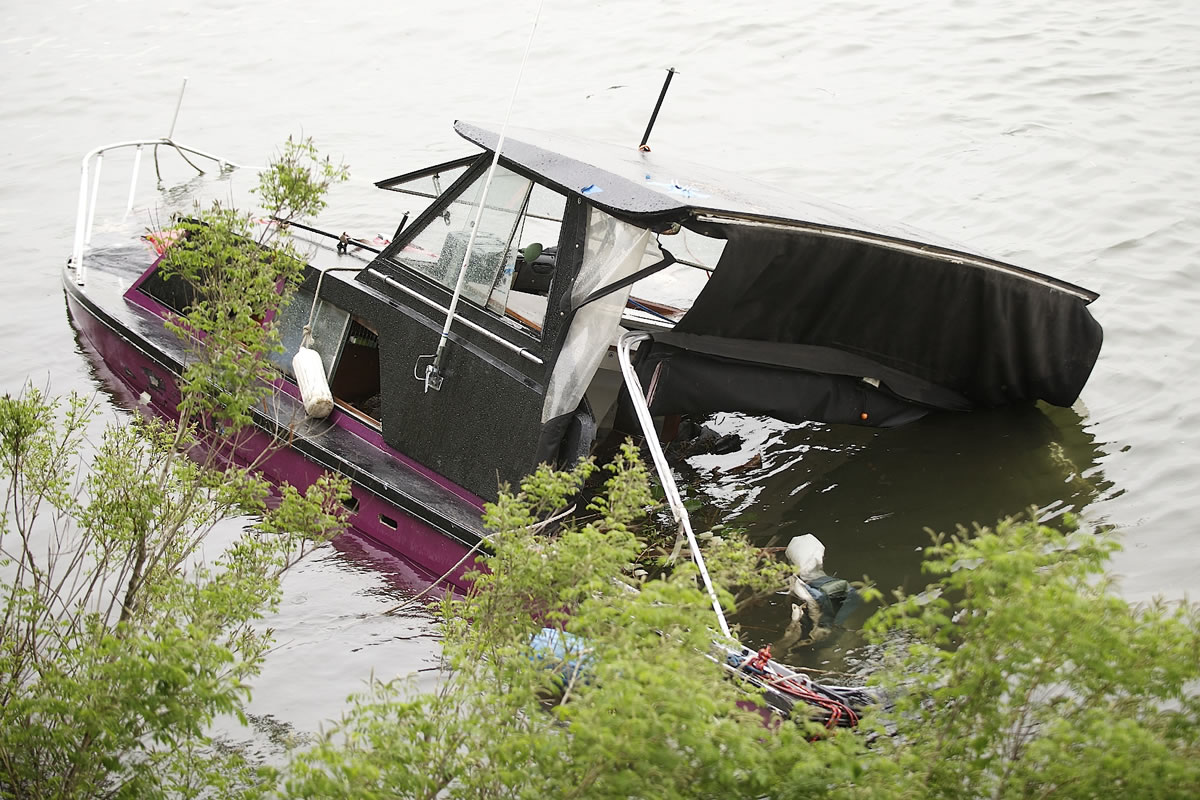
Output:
[[0, 138, 350, 799]]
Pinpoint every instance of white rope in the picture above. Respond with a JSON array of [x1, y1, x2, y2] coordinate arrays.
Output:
[[616, 331, 732, 639]]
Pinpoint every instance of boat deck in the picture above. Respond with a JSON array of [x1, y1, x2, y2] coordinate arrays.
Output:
[[65, 241, 491, 553]]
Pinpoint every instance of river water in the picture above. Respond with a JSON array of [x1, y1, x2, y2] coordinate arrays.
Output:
[[3, 0, 1198, 736]]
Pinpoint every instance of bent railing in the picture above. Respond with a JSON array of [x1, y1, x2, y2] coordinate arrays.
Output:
[[71, 139, 251, 286]]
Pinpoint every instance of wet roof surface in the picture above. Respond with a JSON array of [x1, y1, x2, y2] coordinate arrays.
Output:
[[455, 120, 989, 257]]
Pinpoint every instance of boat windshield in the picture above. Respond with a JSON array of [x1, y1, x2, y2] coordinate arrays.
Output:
[[391, 164, 565, 331], [377, 156, 473, 201], [267, 289, 349, 380]]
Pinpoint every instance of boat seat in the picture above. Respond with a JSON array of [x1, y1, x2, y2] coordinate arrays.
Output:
[[504, 291, 547, 333], [512, 245, 556, 294]]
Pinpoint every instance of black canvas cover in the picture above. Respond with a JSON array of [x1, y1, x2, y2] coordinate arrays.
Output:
[[638, 344, 931, 428], [453, 120, 1103, 428], [664, 223, 1102, 414]]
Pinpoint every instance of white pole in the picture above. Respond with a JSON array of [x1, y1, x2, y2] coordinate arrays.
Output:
[[73, 158, 90, 284], [69, 137, 250, 286], [84, 153, 103, 246], [426, 0, 544, 389], [123, 144, 144, 220]]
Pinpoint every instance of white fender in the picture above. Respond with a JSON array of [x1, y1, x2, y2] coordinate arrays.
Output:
[[292, 347, 334, 418]]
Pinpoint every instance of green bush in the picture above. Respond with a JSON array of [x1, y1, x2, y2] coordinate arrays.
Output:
[[854, 516, 1200, 799], [0, 138, 350, 799], [285, 463, 1200, 800]]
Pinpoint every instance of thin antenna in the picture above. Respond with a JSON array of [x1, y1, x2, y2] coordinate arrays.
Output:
[[638, 67, 676, 152], [156, 77, 203, 178], [422, 0, 546, 392], [167, 77, 188, 140]]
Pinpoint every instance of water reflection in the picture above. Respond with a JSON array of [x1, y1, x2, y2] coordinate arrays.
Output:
[[327, 531, 462, 607], [689, 404, 1113, 667]]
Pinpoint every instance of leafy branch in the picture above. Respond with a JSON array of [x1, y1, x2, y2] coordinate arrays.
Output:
[[0, 137, 351, 799]]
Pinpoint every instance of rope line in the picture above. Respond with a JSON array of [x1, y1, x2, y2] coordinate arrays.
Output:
[[381, 502, 576, 616]]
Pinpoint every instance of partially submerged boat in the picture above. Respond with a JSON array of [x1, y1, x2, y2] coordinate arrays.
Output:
[[64, 120, 1103, 621]]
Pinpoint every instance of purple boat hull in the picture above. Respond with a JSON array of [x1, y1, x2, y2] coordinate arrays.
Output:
[[64, 257, 487, 593]]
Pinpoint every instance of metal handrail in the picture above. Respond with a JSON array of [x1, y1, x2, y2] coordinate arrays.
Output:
[[364, 268, 544, 367], [615, 329, 732, 639], [71, 138, 254, 286]]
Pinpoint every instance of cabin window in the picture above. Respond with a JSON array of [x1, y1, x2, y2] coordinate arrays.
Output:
[[376, 156, 474, 225], [490, 183, 566, 331], [398, 165, 529, 305], [269, 291, 382, 426], [393, 166, 565, 334], [268, 289, 350, 379]]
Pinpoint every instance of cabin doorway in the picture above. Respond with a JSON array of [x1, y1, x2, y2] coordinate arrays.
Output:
[[331, 318, 381, 421], [269, 290, 382, 427]]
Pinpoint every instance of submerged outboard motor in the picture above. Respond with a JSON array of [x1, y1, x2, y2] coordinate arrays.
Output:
[[778, 534, 859, 649]]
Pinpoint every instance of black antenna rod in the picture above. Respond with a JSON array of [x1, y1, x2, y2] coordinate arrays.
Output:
[[638, 67, 676, 152]]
